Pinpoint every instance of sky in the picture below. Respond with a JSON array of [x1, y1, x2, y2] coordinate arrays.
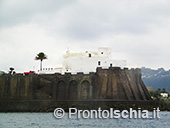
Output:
[[0, 0, 170, 72]]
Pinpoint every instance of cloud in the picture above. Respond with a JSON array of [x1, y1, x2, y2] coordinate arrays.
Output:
[[57, 0, 170, 40], [1, 0, 170, 72], [0, 0, 76, 28]]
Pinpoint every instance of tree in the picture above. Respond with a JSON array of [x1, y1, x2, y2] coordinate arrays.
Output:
[[158, 88, 161, 92], [147, 86, 154, 92], [9, 67, 14, 75], [35, 52, 47, 71], [162, 88, 167, 93]]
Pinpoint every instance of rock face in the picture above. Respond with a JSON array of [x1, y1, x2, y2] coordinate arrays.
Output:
[[0, 67, 151, 101]]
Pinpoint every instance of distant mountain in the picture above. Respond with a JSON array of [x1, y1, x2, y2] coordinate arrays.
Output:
[[141, 67, 170, 92]]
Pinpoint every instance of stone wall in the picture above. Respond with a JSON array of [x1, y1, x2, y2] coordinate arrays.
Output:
[[0, 67, 152, 111]]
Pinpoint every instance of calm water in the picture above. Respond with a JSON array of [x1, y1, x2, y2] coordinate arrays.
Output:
[[0, 112, 170, 128]]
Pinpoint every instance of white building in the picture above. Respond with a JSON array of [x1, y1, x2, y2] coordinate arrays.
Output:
[[160, 93, 168, 98], [62, 47, 126, 74], [38, 47, 126, 74]]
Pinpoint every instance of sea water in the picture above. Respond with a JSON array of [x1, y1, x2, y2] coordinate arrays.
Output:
[[0, 112, 170, 128]]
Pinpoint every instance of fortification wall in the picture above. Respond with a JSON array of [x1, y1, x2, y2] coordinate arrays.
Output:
[[0, 76, 37, 100], [0, 67, 152, 112]]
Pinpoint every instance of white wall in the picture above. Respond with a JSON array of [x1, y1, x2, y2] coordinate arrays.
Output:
[[37, 48, 127, 74], [62, 48, 126, 74], [160, 93, 168, 98]]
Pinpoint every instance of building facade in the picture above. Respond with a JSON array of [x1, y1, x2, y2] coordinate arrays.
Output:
[[38, 47, 126, 74], [62, 47, 126, 74]]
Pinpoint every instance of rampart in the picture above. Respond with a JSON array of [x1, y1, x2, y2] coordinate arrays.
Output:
[[0, 67, 158, 112]]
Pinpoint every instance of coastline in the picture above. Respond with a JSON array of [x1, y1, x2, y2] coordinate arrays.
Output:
[[0, 100, 169, 112]]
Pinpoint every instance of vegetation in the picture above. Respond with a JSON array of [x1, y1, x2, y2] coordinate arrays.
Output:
[[9, 67, 14, 75], [147, 86, 170, 101], [142, 67, 170, 92], [0, 67, 18, 76], [35, 52, 47, 71], [8, 67, 16, 75]]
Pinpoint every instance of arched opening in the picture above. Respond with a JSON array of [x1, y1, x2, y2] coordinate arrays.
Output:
[[56, 81, 67, 100], [69, 80, 78, 100], [80, 80, 92, 100]]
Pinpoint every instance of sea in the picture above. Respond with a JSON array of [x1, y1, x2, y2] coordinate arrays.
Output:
[[0, 112, 170, 128]]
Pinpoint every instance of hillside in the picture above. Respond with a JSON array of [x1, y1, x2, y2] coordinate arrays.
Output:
[[141, 67, 170, 92]]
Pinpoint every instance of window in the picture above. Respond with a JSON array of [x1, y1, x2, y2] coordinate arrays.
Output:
[[101, 52, 103, 54], [110, 63, 112, 67], [89, 53, 91, 57], [98, 61, 101, 66]]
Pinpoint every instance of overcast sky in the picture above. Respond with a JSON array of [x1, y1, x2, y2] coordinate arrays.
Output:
[[0, 0, 170, 72]]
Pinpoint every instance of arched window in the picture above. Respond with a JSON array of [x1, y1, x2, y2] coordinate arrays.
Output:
[[80, 80, 92, 100]]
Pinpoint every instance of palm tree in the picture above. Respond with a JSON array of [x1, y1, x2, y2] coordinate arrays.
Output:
[[35, 52, 47, 71]]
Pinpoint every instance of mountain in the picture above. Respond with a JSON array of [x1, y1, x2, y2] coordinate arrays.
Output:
[[141, 67, 170, 92]]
